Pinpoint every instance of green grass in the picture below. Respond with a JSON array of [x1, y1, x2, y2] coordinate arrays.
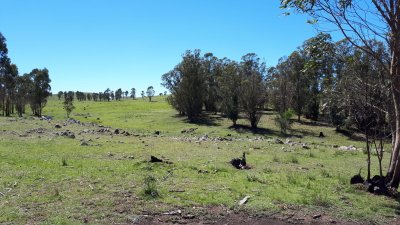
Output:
[[0, 96, 397, 224]]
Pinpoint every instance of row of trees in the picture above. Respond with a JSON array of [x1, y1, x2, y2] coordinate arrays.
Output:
[[162, 50, 266, 128], [0, 33, 51, 117], [162, 35, 389, 131], [279, 0, 400, 194], [57, 86, 164, 102]]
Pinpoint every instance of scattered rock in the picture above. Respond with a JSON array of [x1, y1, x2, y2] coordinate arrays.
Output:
[[312, 214, 322, 219], [339, 145, 357, 151], [80, 141, 89, 146], [66, 118, 81, 124], [55, 124, 62, 128], [154, 131, 160, 135], [302, 144, 310, 149], [163, 210, 181, 215], [274, 139, 284, 144], [181, 128, 197, 134], [183, 214, 195, 219], [149, 156, 173, 164], [57, 130, 75, 139], [238, 196, 250, 205], [198, 169, 209, 174], [40, 115, 53, 121]]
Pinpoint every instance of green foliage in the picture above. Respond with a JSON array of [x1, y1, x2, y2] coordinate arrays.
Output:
[[63, 92, 75, 118], [143, 174, 159, 198], [274, 109, 295, 134], [61, 157, 68, 167]]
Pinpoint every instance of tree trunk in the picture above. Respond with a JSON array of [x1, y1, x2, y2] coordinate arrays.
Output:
[[388, 52, 400, 188]]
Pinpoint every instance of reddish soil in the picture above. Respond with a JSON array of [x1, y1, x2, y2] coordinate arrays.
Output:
[[131, 206, 388, 225]]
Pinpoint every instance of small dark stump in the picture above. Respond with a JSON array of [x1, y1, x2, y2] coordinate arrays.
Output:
[[350, 174, 364, 184], [149, 156, 163, 163], [154, 131, 160, 135], [230, 153, 250, 169], [319, 132, 325, 137]]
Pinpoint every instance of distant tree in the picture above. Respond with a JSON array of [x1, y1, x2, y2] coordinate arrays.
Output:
[[110, 91, 115, 100], [3, 63, 18, 116], [92, 93, 98, 101], [86, 93, 92, 101], [15, 73, 33, 117], [63, 92, 75, 118], [164, 91, 167, 95], [203, 52, 221, 112], [124, 90, 128, 98], [219, 59, 241, 126], [104, 88, 110, 101], [239, 53, 266, 128], [115, 88, 123, 101], [57, 91, 63, 100], [141, 90, 145, 99], [29, 68, 51, 117], [162, 49, 205, 120], [130, 88, 136, 99], [146, 86, 155, 101]]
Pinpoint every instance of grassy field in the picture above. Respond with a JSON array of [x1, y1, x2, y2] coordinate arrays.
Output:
[[0, 96, 399, 224]]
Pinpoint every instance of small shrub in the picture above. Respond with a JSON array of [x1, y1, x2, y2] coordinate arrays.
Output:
[[310, 192, 332, 208], [143, 175, 159, 198], [61, 158, 68, 167], [334, 151, 345, 157], [287, 172, 298, 185], [321, 169, 331, 178], [247, 173, 268, 184], [274, 109, 295, 135], [273, 155, 280, 163], [290, 156, 299, 164], [263, 167, 273, 173], [308, 151, 316, 158], [307, 174, 316, 181]]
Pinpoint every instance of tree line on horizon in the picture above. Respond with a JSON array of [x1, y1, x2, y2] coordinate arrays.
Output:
[[56, 86, 167, 103]]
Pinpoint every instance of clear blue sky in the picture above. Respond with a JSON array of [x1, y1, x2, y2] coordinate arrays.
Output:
[[0, 0, 342, 94]]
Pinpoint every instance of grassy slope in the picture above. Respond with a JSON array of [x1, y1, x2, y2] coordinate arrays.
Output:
[[0, 96, 398, 224]]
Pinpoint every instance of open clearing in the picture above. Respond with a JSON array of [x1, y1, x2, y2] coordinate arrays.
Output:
[[1, 96, 399, 224]]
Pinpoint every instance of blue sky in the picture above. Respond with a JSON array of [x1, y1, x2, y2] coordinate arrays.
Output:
[[0, 0, 342, 94]]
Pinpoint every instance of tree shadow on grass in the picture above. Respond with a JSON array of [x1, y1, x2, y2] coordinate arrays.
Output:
[[297, 120, 332, 128], [172, 113, 222, 127], [335, 128, 366, 142], [228, 124, 281, 137]]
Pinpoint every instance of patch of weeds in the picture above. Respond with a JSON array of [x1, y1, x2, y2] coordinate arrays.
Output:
[[247, 173, 268, 184], [263, 167, 274, 173], [309, 191, 332, 208], [307, 174, 316, 181], [209, 165, 228, 173], [307, 151, 316, 158], [188, 165, 198, 171], [143, 174, 159, 198], [334, 150, 345, 157], [287, 172, 298, 185], [321, 169, 331, 178], [273, 155, 280, 163], [337, 174, 348, 186], [61, 157, 68, 167], [289, 156, 299, 164]]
